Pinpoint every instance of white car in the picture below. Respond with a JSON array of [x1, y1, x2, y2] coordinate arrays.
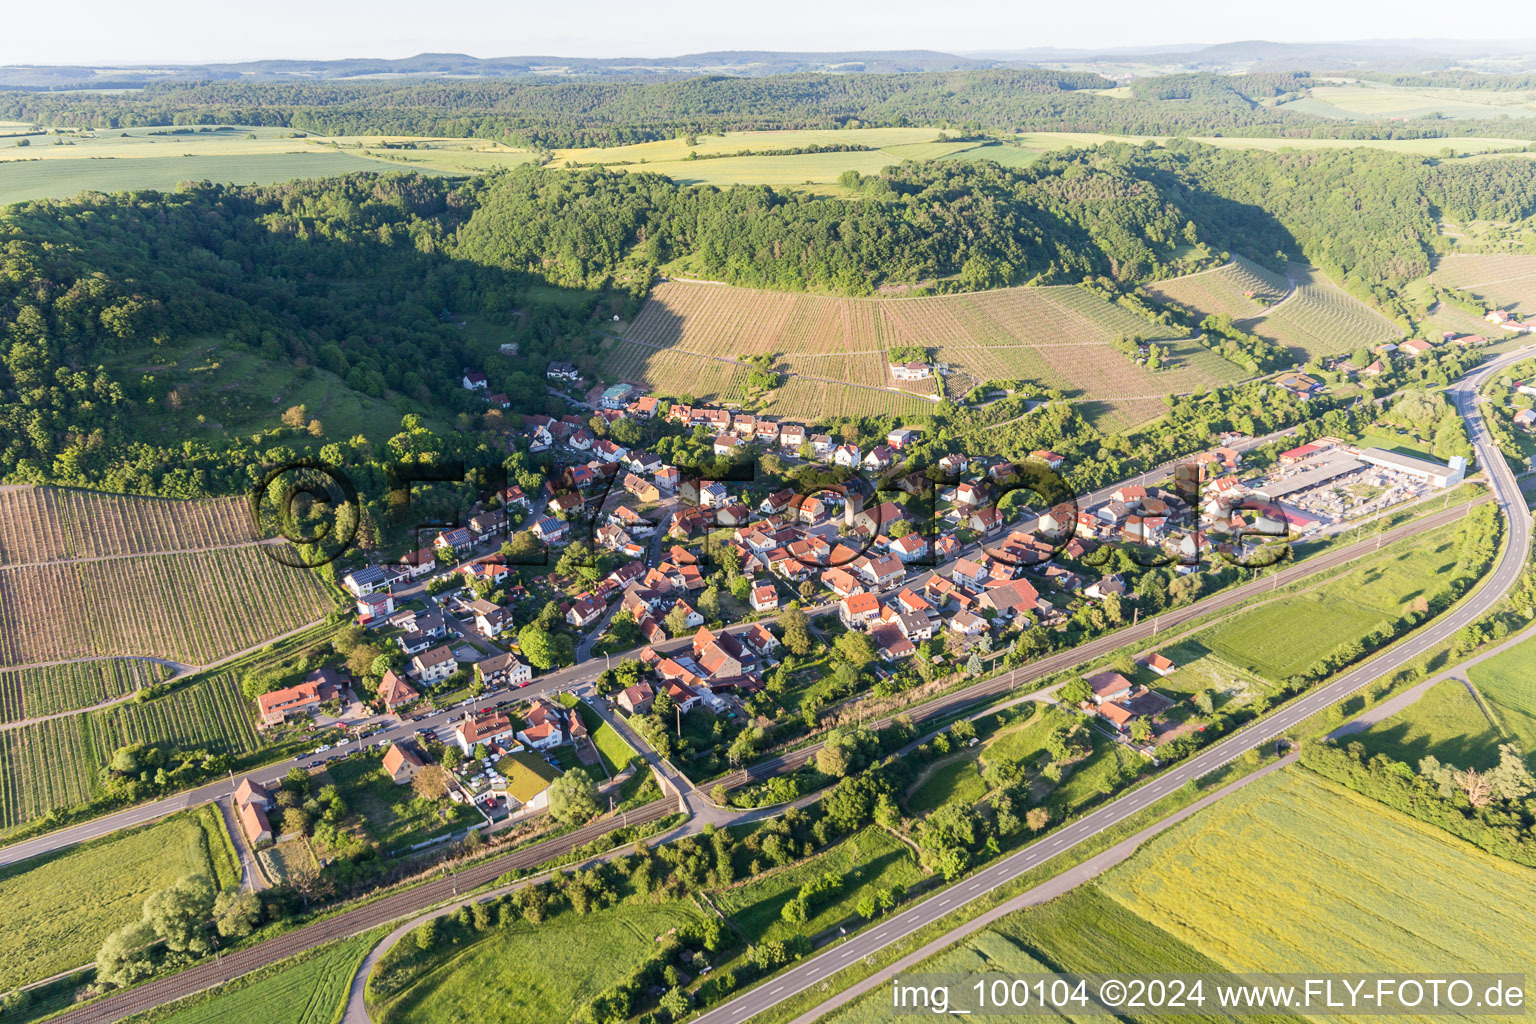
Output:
[[313, 744, 332, 754]]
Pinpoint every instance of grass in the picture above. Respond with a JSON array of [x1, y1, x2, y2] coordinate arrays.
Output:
[[904, 753, 987, 815], [371, 902, 703, 1023], [1351, 679, 1504, 770], [320, 752, 473, 853], [572, 700, 636, 777], [1103, 768, 1536, 972], [121, 930, 383, 1024], [1193, 522, 1477, 684], [711, 827, 926, 944], [0, 813, 216, 990], [1466, 633, 1536, 753], [1432, 253, 1536, 317]]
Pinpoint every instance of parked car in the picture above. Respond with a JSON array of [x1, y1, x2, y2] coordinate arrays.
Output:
[[313, 745, 332, 754]]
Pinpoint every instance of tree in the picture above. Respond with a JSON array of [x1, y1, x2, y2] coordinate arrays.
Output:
[[780, 607, 814, 655], [833, 629, 876, 670], [213, 890, 262, 939], [95, 919, 158, 989], [1192, 689, 1215, 714], [1489, 743, 1536, 802], [548, 770, 601, 825], [1025, 807, 1051, 832], [965, 651, 983, 676], [412, 764, 450, 801], [517, 623, 559, 670], [1129, 717, 1154, 743], [1058, 678, 1092, 705], [664, 605, 692, 638], [282, 807, 311, 837], [698, 585, 723, 623], [143, 875, 216, 953]]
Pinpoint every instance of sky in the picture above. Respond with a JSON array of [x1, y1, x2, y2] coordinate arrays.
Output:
[[3, 0, 1532, 65]]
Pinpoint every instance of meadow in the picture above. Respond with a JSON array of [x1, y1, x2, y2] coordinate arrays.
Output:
[[710, 827, 926, 944], [1193, 523, 1475, 683], [1350, 680, 1504, 771], [123, 931, 383, 1024], [612, 279, 1246, 425], [0, 813, 218, 990], [1431, 253, 1536, 316], [1466, 632, 1536, 753], [1240, 264, 1403, 360], [0, 671, 263, 832], [371, 902, 704, 1024], [0, 658, 172, 723], [570, 699, 637, 777], [321, 753, 475, 854], [1280, 82, 1536, 121]]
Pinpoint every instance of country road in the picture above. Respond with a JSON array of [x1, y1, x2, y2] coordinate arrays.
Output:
[[21, 347, 1532, 1024], [686, 345, 1534, 1024]]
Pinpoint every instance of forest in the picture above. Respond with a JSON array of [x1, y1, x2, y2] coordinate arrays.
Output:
[[4, 141, 1536, 502], [10, 69, 1536, 148]]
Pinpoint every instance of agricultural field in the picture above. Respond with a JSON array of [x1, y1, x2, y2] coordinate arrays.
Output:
[[0, 486, 257, 564], [1466, 632, 1536, 754], [1240, 264, 1403, 361], [1193, 516, 1476, 684], [1350, 680, 1505, 771], [0, 658, 173, 723], [0, 671, 262, 831], [614, 280, 1246, 423], [370, 902, 704, 1024], [1144, 255, 1291, 320], [710, 827, 926, 944], [1280, 82, 1536, 121], [0, 545, 335, 667], [0, 812, 218, 990], [124, 931, 382, 1024], [836, 768, 1536, 1023], [1105, 769, 1536, 974], [1431, 253, 1536, 316]]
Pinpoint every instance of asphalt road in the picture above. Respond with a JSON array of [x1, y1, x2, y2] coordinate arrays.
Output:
[[688, 347, 1535, 1024]]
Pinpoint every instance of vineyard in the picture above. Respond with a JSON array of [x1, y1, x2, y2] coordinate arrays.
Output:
[[1431, 253, 1536, 314], [1241, 265, 1402, 360], [0, 546, 335, 667], [613, 280, 1249, 423], [0, 658, 172, 723], [0, 487, 257, 564], [0, 671, 261, 831], [1144, 256, 1291, 320]]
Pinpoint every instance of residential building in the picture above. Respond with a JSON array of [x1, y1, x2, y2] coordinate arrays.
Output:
[[476, 652, 532, 688], [412, 645, 457, 684], [455, 712, 518, 754], [383, 742, 425, 785]]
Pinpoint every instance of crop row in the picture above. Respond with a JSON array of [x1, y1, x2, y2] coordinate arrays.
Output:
[[0, 546, 334, 667], [1145, 256, 1290, 320], [0, 658, 172, 723], [1432, 253, 1536, 313], [0, 487, 255, 566], [1249, 268, 1401, 360], [0, 672, 262, 831]]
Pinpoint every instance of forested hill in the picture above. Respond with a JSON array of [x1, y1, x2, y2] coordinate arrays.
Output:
[[13, 69, 1536, 148], [3, 143, 1536, 495]]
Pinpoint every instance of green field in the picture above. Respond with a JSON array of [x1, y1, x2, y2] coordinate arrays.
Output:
[[372, 902, 703, 1024], [0, 813, 217, 990], [124, 931, 380, 1024], [836, 768, 1536, 1022], [1144, 255, 1291, 320], [1352, 680, 1505, 770], [1107, 769, 1536, 973], [1194, 524, 1479, 684], [1466, 632, 1536, 752], [710, 827, 926, 944]]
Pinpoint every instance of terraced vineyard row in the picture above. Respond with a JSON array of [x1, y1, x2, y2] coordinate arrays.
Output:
[[600, 339, 753, 403], [0, 487, 256, 565], [1431, 253, 1536, 314], [1244, 266, 1402, 360], [755, 377, 932, 420], [0, 547, 335, 667], [0, 672, 261, 831], [0, 659, 173, 723], [1145, 256, 1291, 319]]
